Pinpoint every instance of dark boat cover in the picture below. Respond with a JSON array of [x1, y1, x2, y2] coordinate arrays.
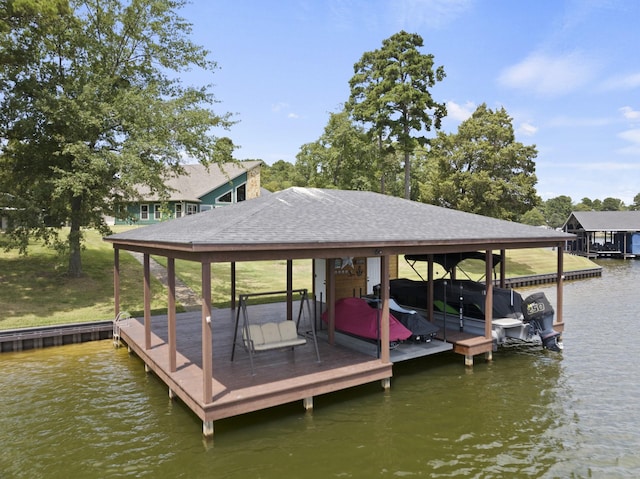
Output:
[[365, 298, 439, 342], [322, 297, 412, 342], [389, 278, 523, 319]]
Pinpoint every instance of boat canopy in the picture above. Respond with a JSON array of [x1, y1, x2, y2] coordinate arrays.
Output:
[[404, 252, 503, 274]]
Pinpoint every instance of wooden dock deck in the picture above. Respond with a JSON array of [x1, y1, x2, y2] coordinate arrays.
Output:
[[117, 303, 394, 434], [116, 302, 491, 435]]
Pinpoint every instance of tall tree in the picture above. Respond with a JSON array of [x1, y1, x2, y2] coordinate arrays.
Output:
[[630, 193, 640, 211], [544, 195, 574, 228], [295, 111, 378, 190], [0, 0, 233, 277], [260, 160, 300, 192], [347, 31, 446, 199], [601, 197, 625, 211], [420, 104, 539, 220]]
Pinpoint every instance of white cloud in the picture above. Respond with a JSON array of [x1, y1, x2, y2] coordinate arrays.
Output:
[[498, 51, 598, 96], [617, 128, 640, 155], [517, 122, 538, 137], [601, 72, 640, 91], [287, 112, 300, 119], [446, 100, 475, 121], [271, 102, 289, 113], [620, 106, 640, 121]]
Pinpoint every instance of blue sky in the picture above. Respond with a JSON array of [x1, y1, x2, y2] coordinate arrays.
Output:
[[180, 0, 640, 205]]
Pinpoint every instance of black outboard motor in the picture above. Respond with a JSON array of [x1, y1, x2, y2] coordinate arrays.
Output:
[[522, 292, 562, 351]]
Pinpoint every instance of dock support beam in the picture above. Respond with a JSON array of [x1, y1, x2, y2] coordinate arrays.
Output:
[[381, 377, 391, 389], [303, 397, 313, 411], [464, 355, 473, 367], [203, 420, 214, 438]]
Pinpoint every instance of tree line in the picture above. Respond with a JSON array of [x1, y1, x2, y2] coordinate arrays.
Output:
[[1, 1, 637, 277]]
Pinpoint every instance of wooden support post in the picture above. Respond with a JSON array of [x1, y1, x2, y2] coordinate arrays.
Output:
[[203, 420, 214, 438], [230, 262, 236, 311], [114, 248, 120, 318], [484, 251, 493, 342], [143, 253, 151, 350], [379, 255, 390, 364], [168, 388, 175, 399], [427, 254, 434, 324], [465, 355, 474, 367], [303, 397, 313, 411], [485, 350, 493, 362], [287, 260, 293, 321], [499, 249, 506, 288], [381, 377, 391, 390], [201, 261, 213, 404], [327, 260, 336, 345], [168, 257, 177, 373], [556, 244, 564, 329]]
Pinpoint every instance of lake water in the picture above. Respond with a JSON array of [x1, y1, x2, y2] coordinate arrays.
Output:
[[1, 259, 639, 478]]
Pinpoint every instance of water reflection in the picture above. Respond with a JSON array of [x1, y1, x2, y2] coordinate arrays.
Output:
[[2, 260, 640, 477]]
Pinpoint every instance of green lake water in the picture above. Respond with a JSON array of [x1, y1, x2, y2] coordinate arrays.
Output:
[[1, 260, 639, 478]]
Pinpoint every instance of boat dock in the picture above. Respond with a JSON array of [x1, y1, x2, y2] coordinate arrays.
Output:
[[112, 301, 499, 435]]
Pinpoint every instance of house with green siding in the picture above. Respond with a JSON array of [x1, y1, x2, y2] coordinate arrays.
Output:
[[114, 161, 262, 225]]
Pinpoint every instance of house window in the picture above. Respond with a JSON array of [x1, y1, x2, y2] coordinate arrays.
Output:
[[140, 204, 149, 220], [186, 203, 198, 215], [217, 191, 232, 204], [175, 204, 182, 218], [200, 205, 213, 212], [154, 204, 162, 220], [236, 183, 246, 202]]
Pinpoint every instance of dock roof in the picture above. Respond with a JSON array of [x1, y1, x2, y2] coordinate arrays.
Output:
[[105, 188, 573, 260], [564, 211, 640, 232]]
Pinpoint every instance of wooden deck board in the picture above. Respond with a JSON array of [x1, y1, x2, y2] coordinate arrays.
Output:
[[435, 329, 494, 356], [117, 303, 394, 422]]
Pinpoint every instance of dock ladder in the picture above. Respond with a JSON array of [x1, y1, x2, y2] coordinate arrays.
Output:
[[113, 311, 131, 348]]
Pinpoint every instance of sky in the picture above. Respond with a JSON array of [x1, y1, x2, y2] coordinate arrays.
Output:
[[178, 0, 640, 205]]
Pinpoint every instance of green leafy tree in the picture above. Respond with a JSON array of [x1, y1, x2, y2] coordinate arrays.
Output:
[[520, 207, 546, 226], [0, 0, 233, 277], [544, 195, 574, 228], [630, 193, 640, 211], [601, 197, 625, 211], [295, 111, 378, 190], [420, 104, 539, 220], [260, 160, 301, 192], [347, 31, 446, 199], [574, 197, 595, 211]]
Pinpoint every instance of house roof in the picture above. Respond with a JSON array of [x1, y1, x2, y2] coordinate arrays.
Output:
[[105, 188, 573, 261], [564, 211, 640, 232], [134, 161, 261, 202]]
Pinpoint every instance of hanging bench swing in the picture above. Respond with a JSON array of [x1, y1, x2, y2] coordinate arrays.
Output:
[[230, 289, 321, 375]]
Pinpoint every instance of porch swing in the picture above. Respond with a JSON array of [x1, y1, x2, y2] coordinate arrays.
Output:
[[230, 288, 321, 375]]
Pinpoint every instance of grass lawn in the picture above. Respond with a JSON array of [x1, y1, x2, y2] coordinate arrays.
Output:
[[0, 228, 599, 330]]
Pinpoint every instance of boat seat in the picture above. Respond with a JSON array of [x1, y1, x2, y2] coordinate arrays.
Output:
[[492, 318, 523, 329]]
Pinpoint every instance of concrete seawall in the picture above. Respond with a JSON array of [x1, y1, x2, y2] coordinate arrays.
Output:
[[502, 267, 602, 287], [0, 321, 113, 353]]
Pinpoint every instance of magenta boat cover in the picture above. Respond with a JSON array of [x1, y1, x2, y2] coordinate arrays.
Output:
[[322, 297, 412, 342]]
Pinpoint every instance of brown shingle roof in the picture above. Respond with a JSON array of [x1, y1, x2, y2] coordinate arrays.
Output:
[[134, 161, 261, 202], [106, 188, 573, 257]]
